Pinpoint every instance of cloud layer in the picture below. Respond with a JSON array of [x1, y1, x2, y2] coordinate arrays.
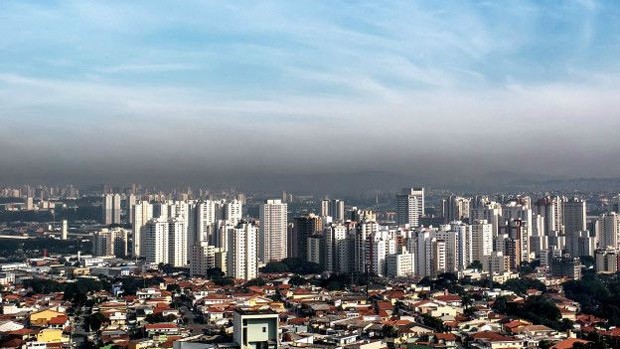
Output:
[[1, 1, 619, 189]]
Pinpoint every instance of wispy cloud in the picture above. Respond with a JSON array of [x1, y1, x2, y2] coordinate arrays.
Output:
[[0, 0, 620, 183]]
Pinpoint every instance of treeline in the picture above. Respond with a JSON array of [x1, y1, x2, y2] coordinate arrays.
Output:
[[493, 295, 573, 331], [0, 237, 92, 257], [21, 277, 110, 307], [563, 272, 620, 326], [260, 258, 323, 275]]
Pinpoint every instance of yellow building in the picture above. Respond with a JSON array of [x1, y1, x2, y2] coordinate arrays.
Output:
[[36, 328, 69, 343], [30, 309, 65, 326]]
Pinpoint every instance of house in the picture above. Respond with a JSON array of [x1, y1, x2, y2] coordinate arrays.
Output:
[[469, 331, 529, 349], [550, 338, 590, 349], [36, 328, 69, 344], [0, 320, 24, 333], [29, 309, 65, 327]]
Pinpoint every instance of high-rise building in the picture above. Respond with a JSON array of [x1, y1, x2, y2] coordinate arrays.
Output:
[[443, 196, 471, 222], [61, 220, 68, 240], [127, 194, 136, 225], [470, 202, 502, 236], [190, 242, 215, 277], [396, 188, 424, 227], [453, 222, 472, 271], [354, 220, 378, 273], [550, 257, 582, 280], [484, 251, 510, 274], [595, 248, 620, 274], [320, 199, 345, 222], [227, 222, 258, 280], [168, 217, 188, 267], [197, 200, 217, 244], [386, 253, 415, 277], [222, 199, 243, 226], [534, 196, 565, 235], [504, 238, 521, 271], [563, 198, 587, 236], [600, 212, 619, 249], [259, 199, 287, 262], [566, 230, 595, 258], [307, 236, 323, 266], [291, 214, 322, 260], [93, 228, 129, 257], [102, 194, 122, 225], [144, 218, 169, 264], [324, 224, 349, 273], [132, 201, 153, 256], [471, 220, 493, 263]]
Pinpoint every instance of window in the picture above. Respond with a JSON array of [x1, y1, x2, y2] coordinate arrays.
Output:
[[262, 327, 266, 332]]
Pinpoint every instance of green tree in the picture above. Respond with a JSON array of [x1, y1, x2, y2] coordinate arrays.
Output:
[[289, 275, 308, 286], [84, 312, 107, 332], [468, 260, 483, 270]]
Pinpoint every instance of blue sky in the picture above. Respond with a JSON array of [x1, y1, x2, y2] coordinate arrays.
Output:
[[1, 1, 620, 184]]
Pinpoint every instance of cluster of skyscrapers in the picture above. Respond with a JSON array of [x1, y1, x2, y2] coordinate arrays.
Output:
[[96, 195, 287, 280], [94, 188, 620, 280]]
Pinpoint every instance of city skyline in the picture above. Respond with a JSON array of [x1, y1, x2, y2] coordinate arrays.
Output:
[[2, 1, 620, 189]]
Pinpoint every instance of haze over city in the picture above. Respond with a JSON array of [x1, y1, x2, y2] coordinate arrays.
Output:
[[1, 1, 620, 190]]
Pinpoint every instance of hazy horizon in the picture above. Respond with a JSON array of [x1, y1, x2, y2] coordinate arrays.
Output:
[[2, 1, 620, 190]]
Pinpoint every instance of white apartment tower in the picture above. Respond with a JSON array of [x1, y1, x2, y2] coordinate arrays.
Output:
[[102, 193, 122, 225], [132, 201, 153, 256], [471, 220, 493, 263], [168, 217, 188, 267], [144, 218, 169, 264], [227, 222, 258, 280], [197, 200, 217, 244], [190, 242, 215, 277], [259, 199, 287, 262]]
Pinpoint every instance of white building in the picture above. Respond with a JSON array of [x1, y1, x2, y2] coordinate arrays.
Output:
[[190, 242, 215, 277], [168, 217, 188, 267], [102, 193, 122, 225], [259, 199, 287, 262], [471, 220, 493, 263], [386, 253, 415, 277], [132, 201, 153, 256], [233, 308, 279, 349], [144, 218, 169, 264], [228, 222, 258, 280]]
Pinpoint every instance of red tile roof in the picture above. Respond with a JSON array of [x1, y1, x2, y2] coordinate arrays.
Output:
[[145, 323, 178, 330], [551, 338, 590, 349]]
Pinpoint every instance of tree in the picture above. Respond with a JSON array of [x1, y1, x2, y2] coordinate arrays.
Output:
[[289, 275, 308, 286], [84, 312, 107, 332], [382, 325, 399, 338], [421, 314, 446, 332], [207, 267, 224, 279], [468, 260, 483, 270], [167, 284, 181, 293], [260, 261, 289, 273], [245, 278, 267, 287], [502, 277, 546, 295], [145, 313, 176, 323]]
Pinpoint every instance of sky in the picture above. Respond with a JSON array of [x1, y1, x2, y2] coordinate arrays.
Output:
[[1, 1, 620, 190]]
